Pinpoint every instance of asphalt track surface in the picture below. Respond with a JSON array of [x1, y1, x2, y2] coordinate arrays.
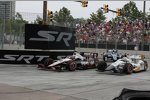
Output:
[[0, 60, 150, 100]]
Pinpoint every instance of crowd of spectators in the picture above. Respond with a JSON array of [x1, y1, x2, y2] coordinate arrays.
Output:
[[75, 19, 150, 45]]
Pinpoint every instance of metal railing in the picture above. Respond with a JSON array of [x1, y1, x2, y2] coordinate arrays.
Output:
[[75, 41, 150, 51]]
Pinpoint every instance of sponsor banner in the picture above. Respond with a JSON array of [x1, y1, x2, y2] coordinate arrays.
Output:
[[25, 24, 75, 50], [0, 50, 74, 64]]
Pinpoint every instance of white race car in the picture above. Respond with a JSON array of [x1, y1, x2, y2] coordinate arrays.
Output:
[[38, 52, 98, 71], [97, 54, 148, 74]]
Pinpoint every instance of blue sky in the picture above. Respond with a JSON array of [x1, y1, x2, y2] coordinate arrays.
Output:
[[16, 1, 150, 21]]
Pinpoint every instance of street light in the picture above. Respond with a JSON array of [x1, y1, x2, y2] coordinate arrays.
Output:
[[82, 0, 88, 7], [104, 4, 109, 13]]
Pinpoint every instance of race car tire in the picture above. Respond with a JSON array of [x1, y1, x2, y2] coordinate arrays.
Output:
[[123, 63, 133, 74], [97, 61, 107, 72], [68, 62, 76, 71], [144, 61, 148, 71], [113, 88, 150, 100]]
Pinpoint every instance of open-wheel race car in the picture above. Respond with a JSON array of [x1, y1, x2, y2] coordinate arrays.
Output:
[[97, 54, 148, 74], [102, 49, 122, 62], [38, 52, 98, 71], [76, 52, 98, 70]]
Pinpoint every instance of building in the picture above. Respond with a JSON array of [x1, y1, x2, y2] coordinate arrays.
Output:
[[0, 1, 15, 20]]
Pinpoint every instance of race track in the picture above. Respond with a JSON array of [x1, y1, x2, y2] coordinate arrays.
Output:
[[0, 60, 150, 100]]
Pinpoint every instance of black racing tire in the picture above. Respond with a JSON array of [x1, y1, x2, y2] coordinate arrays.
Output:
[[68, 62, 76, 71], [113, 88, 150, 100], [123, 63, 133, 74], [144, 61, 148, 71], [97, 61, 107, 72]]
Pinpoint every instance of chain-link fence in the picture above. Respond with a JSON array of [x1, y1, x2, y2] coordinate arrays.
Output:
[[0, 23, 24, 50], [0, 22, 149, 51]]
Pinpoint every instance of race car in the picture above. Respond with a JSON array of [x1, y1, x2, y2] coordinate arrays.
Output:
[[76, 52, 98, 70], [37, 52, 98, 71], [102, 49, 122, 62], [97, 54, 148, 74]]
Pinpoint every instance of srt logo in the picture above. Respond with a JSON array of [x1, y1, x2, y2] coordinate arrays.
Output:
[[29, 31, 72, 47], [0, 55, 49, 64]]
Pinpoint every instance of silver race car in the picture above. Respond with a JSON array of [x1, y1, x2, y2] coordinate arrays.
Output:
[[97, 54, 148, 74], [102, 49, 122, 62]]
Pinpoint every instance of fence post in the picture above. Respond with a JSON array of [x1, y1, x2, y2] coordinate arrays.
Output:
[[78, 40, 81, 52], [115, 40, 117, 49], [0, 24, 2, 49]]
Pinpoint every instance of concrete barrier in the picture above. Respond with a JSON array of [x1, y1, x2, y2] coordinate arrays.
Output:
[[2, 44, 150, 59], [76, 48, 150, 59]]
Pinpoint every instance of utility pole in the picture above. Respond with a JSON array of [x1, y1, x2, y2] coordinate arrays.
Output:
[[142, 1, 146, 50], [43, 1, 47, 24]]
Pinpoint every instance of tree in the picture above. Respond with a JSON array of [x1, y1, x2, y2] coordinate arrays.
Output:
[[121, 1, 143, 21], [34, 15, 43, 24], [74, 18, 87, 26], [53, 7, 74, 27], [0, 18, 3, 24], [5, 12, 28, 35], [16, 12, 23, 21], [89, 9, 106, 24]]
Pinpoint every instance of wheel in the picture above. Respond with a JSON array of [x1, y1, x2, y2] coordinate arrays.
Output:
[[68, 62, 76, 71], [113, 88, 150, 100], [123, 63, 133, 74], [144, 61, 148, 71], [97, 61, 107, 72]]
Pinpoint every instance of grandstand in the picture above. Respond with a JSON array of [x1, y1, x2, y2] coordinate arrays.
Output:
[[76, 19, 150, 45]]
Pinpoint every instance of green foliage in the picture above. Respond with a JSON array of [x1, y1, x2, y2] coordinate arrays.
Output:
[[3, 12, 28, 35], [74, 18, 87, 26], [15, 12, 23, 21], [89, 9, 106, 24], [34, 15, 43, 24], [121, 1, 143, 21], [0, 18, 3, 24], [53, 7, 75, 27]]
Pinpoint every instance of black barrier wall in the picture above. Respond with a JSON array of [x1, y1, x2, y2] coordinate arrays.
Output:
[[25, 24, 75, 50], [0, 50, 74, 64], [75, 43, 150, 51]]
